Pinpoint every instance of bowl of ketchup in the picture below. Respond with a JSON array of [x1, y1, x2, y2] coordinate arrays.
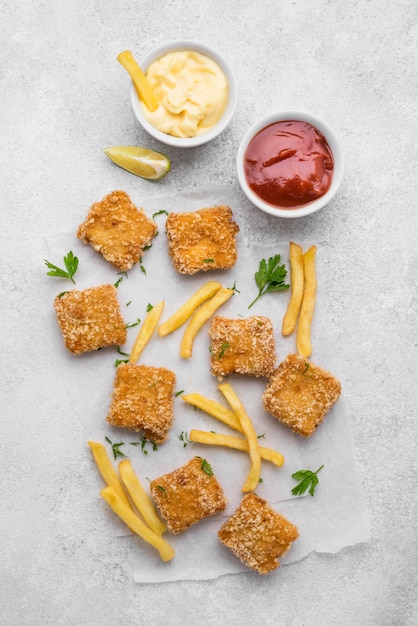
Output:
[[237, 112, 344, 218]]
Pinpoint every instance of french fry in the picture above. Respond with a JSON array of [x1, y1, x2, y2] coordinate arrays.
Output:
[[88, 441, 131, 509], [296, 245, 317, 358], [129, 301, 164, 364], [218, 383, 261, 493], [189, 429, 284, 467], [181, 392, 242, 432], [282, 242, 304, 336], [158, 281, 222, 337], [100, 486, 175, 562], [180, 288, 234, 358], [117, 50, 159, 112], [118, 459, 166, 536]]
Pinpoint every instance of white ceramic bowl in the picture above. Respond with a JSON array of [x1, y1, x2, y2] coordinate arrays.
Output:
[[237, 111, 344, 218], [130, 41, 237, 148]]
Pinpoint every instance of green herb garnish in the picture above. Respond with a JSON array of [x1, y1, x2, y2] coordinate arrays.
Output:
[[291, 465, 324, 497], [178, 431, 190, 447], [229, 280, 240, 293], [105, 436, 127, 460], [199, 458, 213, 476], [44, 251, 79, 284], [248, 254, 289, 308], [152, 209, 168, 220], [114, 358, 129, 367], [125, 318, 141, 328], [130, 437, 158, 455], [218, 342, 230, 359]]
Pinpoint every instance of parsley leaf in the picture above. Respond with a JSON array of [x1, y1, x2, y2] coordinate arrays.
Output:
[[44, 251, 79, 284], [248, 254, 289, 308], [105, 436, 127, 460], [291, 464, 324, 497], [199, 457, 213, 476], [130, 437, 158, 455], [218, 342, 230, 359], [178, 431, 190, 447]]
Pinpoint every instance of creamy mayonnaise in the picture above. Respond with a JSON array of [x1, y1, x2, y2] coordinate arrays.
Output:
[[141, 50, 229, 138]]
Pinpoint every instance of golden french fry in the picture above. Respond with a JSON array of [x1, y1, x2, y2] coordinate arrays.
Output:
[[100, 486, 175, 562], [189, 429, 284, 467], [282, 242, 304, 336], [117, 50, 159, 112], [218, 383, 261, 493], [119, 459, 166, 536], [129, 301, 164, 364], [296, 245, 317, 358], [158, 281, 222, 337], [181, 392, 242, 432], [180, 288, 234, 359], [88, 441, 132, 509]]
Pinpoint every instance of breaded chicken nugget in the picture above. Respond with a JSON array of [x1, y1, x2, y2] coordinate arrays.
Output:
[[77, 190, 157, 271], [150, 457, 227, 534], [262, 354, 341, 437], [218, 493, 299, 574], [209, 315, 276, 378], [53, 284, 126, 354], [106, 364, 176, 443], [165, 205, 239, 275]]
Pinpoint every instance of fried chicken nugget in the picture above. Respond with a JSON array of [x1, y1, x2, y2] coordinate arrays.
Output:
[[150, 457, 227, 534], [165, 205, 239, 275], [218, 493, 299, 574], [53, 284, 126, 354], [262, 354, 341, 437], [77, 190, 157, 271]]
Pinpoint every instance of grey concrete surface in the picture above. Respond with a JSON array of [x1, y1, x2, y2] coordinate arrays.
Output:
[[1, 1, 417, 624]]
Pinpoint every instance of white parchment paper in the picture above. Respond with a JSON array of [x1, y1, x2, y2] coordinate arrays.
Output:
[[46, 185, 370, 583]]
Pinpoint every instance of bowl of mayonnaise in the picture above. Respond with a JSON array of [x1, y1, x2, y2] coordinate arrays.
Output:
[[129, 41, 237, 148]]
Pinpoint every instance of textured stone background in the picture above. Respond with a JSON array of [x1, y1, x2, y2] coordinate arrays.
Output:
[[1, 1, 417, 624]]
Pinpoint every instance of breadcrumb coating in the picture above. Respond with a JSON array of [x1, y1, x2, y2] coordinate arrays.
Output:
[[53, 284, 126, 355], [106, 364, 176, 443], [150, 457, 227, 534], [77, 190, 157, 271], [262, 354, 341, 437], [218, 493, 299, 574], [209, 315, 276, 378], [165, 205, 239, 275]]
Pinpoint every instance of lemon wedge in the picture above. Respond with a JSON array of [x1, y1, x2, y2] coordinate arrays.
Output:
[[104, 146, 170, 180]]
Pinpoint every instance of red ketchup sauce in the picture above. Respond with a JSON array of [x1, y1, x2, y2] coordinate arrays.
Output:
[[244, 120, 334, 208]]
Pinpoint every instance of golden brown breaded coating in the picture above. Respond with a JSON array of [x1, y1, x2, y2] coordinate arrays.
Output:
[[106, 364, 176, 443], [209, 315, 276, 378], [165, 205, 239, 275], [77, 190, 157, 271], [262, 354, 341, 437], [53, 284, 126, 355], [150, 457, 227, 534], [218, 493, 298, 574]]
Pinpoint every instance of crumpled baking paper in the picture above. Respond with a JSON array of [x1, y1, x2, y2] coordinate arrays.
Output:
[[46, 185, 370, 583]]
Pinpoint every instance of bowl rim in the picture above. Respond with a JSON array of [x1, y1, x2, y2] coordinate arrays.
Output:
[[236, 110, 344, 218], [130, 40, 238, 148]]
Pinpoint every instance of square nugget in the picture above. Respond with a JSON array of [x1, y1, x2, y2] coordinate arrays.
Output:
[[77, 190, 157, 271], [218, 493, 299, 574], [165, 205, 239, 275], [209, 315, 276, 378], [53, 284, 127, 354], [262, 354, 342, 437], [106, 364, 176, 443], [150, 457, 227, 534]]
